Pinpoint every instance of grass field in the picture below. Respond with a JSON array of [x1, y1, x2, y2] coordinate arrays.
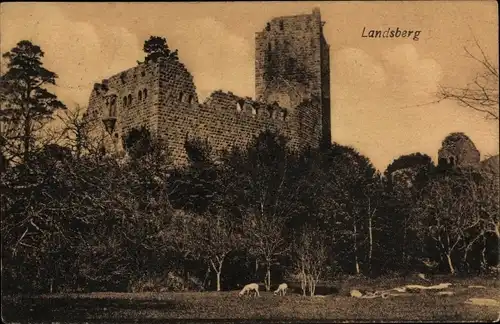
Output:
[[3, 276, 499, 322]]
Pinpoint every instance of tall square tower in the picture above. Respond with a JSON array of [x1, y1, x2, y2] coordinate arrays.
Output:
[[255, 8, 331, 146]]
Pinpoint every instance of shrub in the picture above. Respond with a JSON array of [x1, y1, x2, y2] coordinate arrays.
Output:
[[128, 272, 204, 292]]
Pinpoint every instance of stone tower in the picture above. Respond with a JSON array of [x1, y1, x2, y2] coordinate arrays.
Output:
[[255, 8, 331, 146], [438, 132, 481, 168]]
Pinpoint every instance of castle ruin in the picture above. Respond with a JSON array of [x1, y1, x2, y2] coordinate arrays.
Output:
[[86, 9, 331, 165]]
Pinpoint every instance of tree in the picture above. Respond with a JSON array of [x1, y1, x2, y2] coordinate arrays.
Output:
[[221, 129, 307, 224], [459, 170, 499, 272], [141, 36, 179, 64], [1, 40, 66, 164], [160, 210, 203, 289], [185, 136, 213, 165], [244, 213, 289, 291], [438, 38, 499, 121], [123, 126, 154, 159], [316, 144, 379, 275], [215, 129, 313, 284], [413, 169, 486, 274], [166, 137, 219, 215], [381, 153, 436, 272], [194, 213, 241, 292], [56, 105, 102, 160], [292, 226, 329, 296]]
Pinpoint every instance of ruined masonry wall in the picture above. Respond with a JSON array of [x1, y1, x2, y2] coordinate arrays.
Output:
[[157, 90, 300, 165], [87, 62, 161, 146]]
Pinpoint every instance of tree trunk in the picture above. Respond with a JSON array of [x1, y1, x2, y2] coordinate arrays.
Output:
[[446, 253, 455, 275], [308, 275, 313, 296], [300, 263, 306, 296], [481, 235, 488, 271], [353, 221, 360, 275], [463, 247, 470, 270], [402, 217, 407, 269], [463, 233, 483, 271], [202, 265, 210, 290], [23, 115, 31, 163], [368, 214, 373, 273], [76, 132, 82, 160], [216, 271, 221, 292], [265, 262, 271, 291]]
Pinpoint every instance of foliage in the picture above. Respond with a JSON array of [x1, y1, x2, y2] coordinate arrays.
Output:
[[1, 40, 66, 164], [292, 226, 329, 296], [123, 126, 154, 159], [141, 36, 179, 64]]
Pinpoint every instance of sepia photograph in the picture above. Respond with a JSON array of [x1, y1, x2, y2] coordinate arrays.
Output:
[[1, 1, 499, 322]]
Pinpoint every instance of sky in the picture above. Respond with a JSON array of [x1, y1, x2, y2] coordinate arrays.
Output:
[[1, 1, 498, 171]]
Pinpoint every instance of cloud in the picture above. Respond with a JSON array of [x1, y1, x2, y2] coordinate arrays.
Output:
[[1, 3, 142, 108], [331, 44, 447, 170], [381, 44, 442, 100]]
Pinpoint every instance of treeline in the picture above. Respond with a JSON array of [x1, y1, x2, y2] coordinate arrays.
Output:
[[2, 125, 498, 294], [1, 40, 499, 295]]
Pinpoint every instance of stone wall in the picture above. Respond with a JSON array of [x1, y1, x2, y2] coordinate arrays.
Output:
[[156, 90, 299, 165], [86, 61, 161, 149]]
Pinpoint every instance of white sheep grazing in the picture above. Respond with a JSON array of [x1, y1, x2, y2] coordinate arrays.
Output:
[[239, 283, 260, 297], [274, 283, 288, 296]]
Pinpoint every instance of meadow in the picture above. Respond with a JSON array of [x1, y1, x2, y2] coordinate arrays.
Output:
[[3, 276, 499, 323]]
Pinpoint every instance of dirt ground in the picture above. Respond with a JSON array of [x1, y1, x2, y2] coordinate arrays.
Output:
[[3, 276, 499, 322]]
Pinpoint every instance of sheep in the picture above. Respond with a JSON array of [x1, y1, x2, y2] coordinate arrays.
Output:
[[239, 283, 260, 297], [273, 283, 288, 296]]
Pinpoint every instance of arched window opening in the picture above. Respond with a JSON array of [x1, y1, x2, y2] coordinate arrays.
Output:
[[144, 88, 148, 99], [138, 90, 143, 101], [281, 110, 287, 121], [252, 107, 257, 117], [123, 96, 127, 107], [268, 43, 272, 52], [188, 95, 194, 104], [236, 102, 242, 112], [110, 99, 117, 117], [128, 94, 133, 105], [178, 91, 184, 102], [280, 20, 284, 30], [268, 107, 274, 118]]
